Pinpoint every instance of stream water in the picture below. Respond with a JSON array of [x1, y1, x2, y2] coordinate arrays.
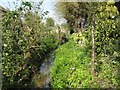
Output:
[[32, 52, 54, 88]]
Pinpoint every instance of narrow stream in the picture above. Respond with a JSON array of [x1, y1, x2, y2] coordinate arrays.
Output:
[[32, 52, 54, 88]]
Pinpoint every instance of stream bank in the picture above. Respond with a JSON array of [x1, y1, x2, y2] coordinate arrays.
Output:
[[31, 51, 55, 88]]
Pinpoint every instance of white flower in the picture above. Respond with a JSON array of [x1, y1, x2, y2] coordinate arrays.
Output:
[[111, 16, 115, 19], [70, 67, 75, 70], [4, 44, 7, 47]]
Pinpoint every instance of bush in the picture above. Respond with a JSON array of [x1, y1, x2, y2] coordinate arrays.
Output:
[[50, 37, 119, 88], [50, 39, 92, 88], [1, 2, 58, 88]]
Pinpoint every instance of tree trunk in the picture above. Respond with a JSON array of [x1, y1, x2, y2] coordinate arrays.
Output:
[[58, 26, 61, 45], [91, 20, 95, 79]]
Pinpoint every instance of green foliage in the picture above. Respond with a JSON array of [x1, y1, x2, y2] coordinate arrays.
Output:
[[45, 17, 55, 34], [50, 39, 92, 88], [72, 32, 87, 47], [51, 2, 120, 88], [2, 1, 120, 89], [95, 2, 120, 56], [56, 2, 89, 33], [46, 17, 55, 28], [94, 55, 119, 88], [50, 38, 119, 88], [2, 1, 58, 89]]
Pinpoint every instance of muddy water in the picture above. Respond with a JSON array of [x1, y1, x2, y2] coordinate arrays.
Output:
[[32, 52, 54, 88]]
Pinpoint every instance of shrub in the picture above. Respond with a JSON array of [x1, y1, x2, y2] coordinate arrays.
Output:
[[50, 37, 119, 88], [50, 39, 92, 88]]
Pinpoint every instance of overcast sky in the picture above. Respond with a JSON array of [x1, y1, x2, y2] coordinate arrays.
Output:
[[0, 0, 66, 25]]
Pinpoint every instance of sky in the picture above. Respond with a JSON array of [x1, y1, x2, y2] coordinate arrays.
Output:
[[0, 0, 66, 25]]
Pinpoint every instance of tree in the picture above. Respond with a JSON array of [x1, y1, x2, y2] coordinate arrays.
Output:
[[56, 2, 89, 34], [46, 17, 55, 28], [46, 17, 55, 35], [56, 2, 99, 78], [2, 1, 57, 88], [51, 1, 120, 88], [56, 1, 120, 80]]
